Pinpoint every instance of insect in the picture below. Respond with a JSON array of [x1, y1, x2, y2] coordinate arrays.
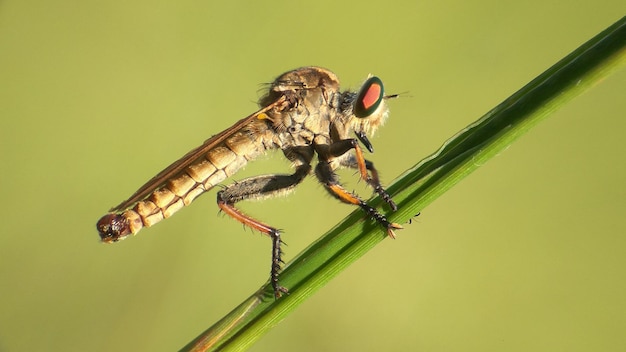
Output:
[[97, 66, 401, 298]]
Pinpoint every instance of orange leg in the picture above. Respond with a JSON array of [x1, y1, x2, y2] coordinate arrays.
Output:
[[341, 155, 397, 211], [216, 167, 309, 298], [324, 139, 397, 211], [315, 162, 402, 238], [217, 199, 287, 298]]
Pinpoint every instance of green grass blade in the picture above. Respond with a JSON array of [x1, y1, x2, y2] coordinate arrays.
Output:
[[181, 16, 626, 352]]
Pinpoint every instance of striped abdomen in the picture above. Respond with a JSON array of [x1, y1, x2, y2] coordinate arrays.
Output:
[[97, 127, 274, 243]]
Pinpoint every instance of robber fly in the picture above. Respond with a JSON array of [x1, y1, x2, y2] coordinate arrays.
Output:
[[97, 66, 401, 298]]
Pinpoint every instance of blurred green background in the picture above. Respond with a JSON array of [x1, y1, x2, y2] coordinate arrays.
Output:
[[1, 1, 625, 351]]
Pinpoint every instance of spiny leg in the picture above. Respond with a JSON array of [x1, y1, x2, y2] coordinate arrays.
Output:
[[314, 161, 402, 238], [324, 139, 397, 211], [341, 155, 397, 211], [217, 166, 309, 298]]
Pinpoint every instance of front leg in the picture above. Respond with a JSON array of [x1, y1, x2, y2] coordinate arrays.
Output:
[[314, 162, 402, 238], [321, 139, 397, 211], [217, 165, 309, 298], [340, 155, 397, 211]]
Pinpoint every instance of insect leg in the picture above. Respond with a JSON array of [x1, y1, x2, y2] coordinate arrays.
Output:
[[340, 155, 397, 211], [324, 139, 397, 211], [217, 165, 310, 298], [324, 139, 369, 180], [314, 161, 402, 238]]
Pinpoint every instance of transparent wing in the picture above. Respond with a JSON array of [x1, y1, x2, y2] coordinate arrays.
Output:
[[110, 96, 287, 212]]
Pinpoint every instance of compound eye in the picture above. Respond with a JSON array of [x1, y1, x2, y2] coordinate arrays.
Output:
[[354, 76, 384, 118]]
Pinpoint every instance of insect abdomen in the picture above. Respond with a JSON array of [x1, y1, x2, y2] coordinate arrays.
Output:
[[97, 130, 269, 243]]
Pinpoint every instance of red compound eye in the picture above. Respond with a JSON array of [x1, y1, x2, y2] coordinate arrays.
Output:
[[354, 76, 384, 118]]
